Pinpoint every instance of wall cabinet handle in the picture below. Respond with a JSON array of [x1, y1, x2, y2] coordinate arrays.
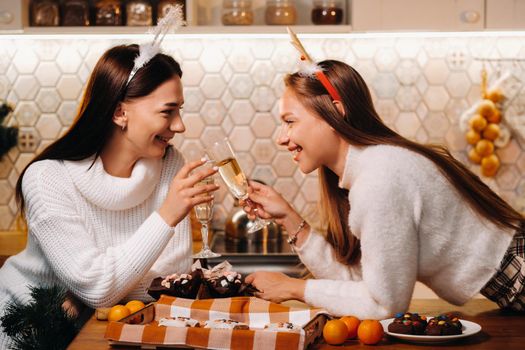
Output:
[[460, 10, 480, 23], [0, 11, 13, 24]]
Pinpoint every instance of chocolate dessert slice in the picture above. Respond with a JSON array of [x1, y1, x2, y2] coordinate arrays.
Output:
[[148, 269, 203, 300], [204, 272, 242, 298], [388, 312, 427, 335], [425, 314, 462, 336]]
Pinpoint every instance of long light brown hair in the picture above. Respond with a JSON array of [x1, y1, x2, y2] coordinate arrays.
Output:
[[15, 44, 182, 214], [285, 60, 523, 265]]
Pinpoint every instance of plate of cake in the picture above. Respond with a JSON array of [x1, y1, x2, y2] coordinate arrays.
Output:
[[380, 312, 481, 343]]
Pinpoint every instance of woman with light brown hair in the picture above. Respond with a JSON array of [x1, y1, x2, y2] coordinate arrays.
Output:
[[245, 59, 524, 319]]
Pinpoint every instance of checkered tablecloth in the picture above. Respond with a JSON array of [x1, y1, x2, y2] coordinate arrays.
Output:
[[105, 295, 325, 350]]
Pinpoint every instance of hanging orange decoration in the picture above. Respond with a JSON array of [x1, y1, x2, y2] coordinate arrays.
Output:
[[465, 65, 505, 177]]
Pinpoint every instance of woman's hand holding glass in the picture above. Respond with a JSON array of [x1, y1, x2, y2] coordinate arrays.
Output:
[[243, 181, 310, 248], [158, 159, 219, 227], [241, 181, 292, 223]]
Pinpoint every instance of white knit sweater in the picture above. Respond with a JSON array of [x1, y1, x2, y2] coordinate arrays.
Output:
[[0, 147, 192, 347], [296, 145, 515, 319]]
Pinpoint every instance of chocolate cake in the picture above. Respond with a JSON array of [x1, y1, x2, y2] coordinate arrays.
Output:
[[148, 269, 203, 300], [204, 271, 245, 298], [388, 312, 427, 335], [425, 314, 462, 336], [147, 261, 259, 300]]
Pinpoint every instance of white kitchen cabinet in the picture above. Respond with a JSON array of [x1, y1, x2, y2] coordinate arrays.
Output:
[[2, 0, 525, 35], [0, 0, 28, 30], [486, 0, 525, 29], [352, 0, 484, 31]]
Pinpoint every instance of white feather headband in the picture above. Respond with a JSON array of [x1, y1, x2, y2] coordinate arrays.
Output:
[[126, 4, 185, 85], [286, 26, 342, 101]]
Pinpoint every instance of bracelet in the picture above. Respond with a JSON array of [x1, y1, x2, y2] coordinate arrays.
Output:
[[286, 219, 307, 247]]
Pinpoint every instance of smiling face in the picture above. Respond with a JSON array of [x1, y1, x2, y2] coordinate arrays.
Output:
[[119, 76, 185, 159], [277, 87, 343, 174]]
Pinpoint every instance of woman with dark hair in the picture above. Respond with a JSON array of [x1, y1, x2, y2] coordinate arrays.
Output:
[[0, 44, 217, 346], [245, 59, 524, 319]]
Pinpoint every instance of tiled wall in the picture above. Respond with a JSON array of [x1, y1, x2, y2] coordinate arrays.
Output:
[[1, 34, 525, 230]]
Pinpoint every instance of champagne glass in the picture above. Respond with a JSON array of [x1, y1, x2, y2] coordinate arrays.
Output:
[[192, 172, 221, 259], [207, 138, 270, 234]]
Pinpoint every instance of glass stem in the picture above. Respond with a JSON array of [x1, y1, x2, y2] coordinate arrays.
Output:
[[201, 222, 210, 251]]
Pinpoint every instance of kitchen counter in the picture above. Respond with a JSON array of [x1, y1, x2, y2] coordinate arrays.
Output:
[[68, 298, 525, 349], [0, 230, 26, 267]]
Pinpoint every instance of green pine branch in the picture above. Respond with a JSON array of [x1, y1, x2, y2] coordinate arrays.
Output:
[[0, 285, 80, 350]]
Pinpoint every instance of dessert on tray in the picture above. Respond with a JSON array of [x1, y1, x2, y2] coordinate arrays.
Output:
[[264, 322, 302, 332], [204, 319, 250, 330], [147, 261, 259, 300], [148, 269, 203, 300], [158, 316, 201, 328]]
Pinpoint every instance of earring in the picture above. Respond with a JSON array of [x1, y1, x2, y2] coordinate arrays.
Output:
[[121, 111, 127, 131]]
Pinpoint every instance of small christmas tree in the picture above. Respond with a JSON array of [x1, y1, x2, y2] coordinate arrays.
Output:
[[0, 101, 18, 159]]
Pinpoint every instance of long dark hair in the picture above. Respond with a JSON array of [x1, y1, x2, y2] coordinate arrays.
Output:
[[285, 60, 523, 265], [15, 44, 182, 213]]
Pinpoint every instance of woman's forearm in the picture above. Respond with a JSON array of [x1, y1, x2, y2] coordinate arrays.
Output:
[[289, 278, 307, 301]]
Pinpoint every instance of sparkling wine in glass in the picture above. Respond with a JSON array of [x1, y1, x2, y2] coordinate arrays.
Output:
[[207, 138, 270, 234], [192, 175, 221, 259]]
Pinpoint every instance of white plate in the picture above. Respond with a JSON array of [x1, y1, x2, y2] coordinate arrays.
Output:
[[380, 317, 482, 343]]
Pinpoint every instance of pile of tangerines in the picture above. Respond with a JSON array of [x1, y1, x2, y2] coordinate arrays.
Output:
[[107, 300, 146, 323], [323, 316, 384, 345]]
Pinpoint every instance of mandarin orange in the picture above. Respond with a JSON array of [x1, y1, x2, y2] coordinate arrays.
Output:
[[107, 305, 130, 322], [340, 316, 361, 339], [357, 319, 384, 345], [323, 319, 348, 345], [125, 300, 145, 324]]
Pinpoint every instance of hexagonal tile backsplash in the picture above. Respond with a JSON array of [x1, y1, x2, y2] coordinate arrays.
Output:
[[1, 35, 525, 230]]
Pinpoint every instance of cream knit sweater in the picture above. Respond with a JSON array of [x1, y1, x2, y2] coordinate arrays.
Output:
[[296, 145, 515, 319], [0, 147, 191, 347]]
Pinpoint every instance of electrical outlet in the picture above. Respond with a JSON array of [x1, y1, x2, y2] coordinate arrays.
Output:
[[17, 127, 40, 153]]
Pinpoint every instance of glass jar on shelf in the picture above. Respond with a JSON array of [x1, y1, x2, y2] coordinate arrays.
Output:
[[94, 0, 123, 26], [30, 0, 60, 26], [265, 0, 297, 25], [126, 0, 153, 26], [311, 0, 344, 25], [222, 0, 253, 26], [158, 0, 186, 23], [62, 0, 90, 26]]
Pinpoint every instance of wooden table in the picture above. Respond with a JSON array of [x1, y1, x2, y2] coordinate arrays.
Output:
[[68, 298, 525, 349]]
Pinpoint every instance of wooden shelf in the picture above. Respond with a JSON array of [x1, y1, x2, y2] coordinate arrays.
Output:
[[1, 25, 353, 36]]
